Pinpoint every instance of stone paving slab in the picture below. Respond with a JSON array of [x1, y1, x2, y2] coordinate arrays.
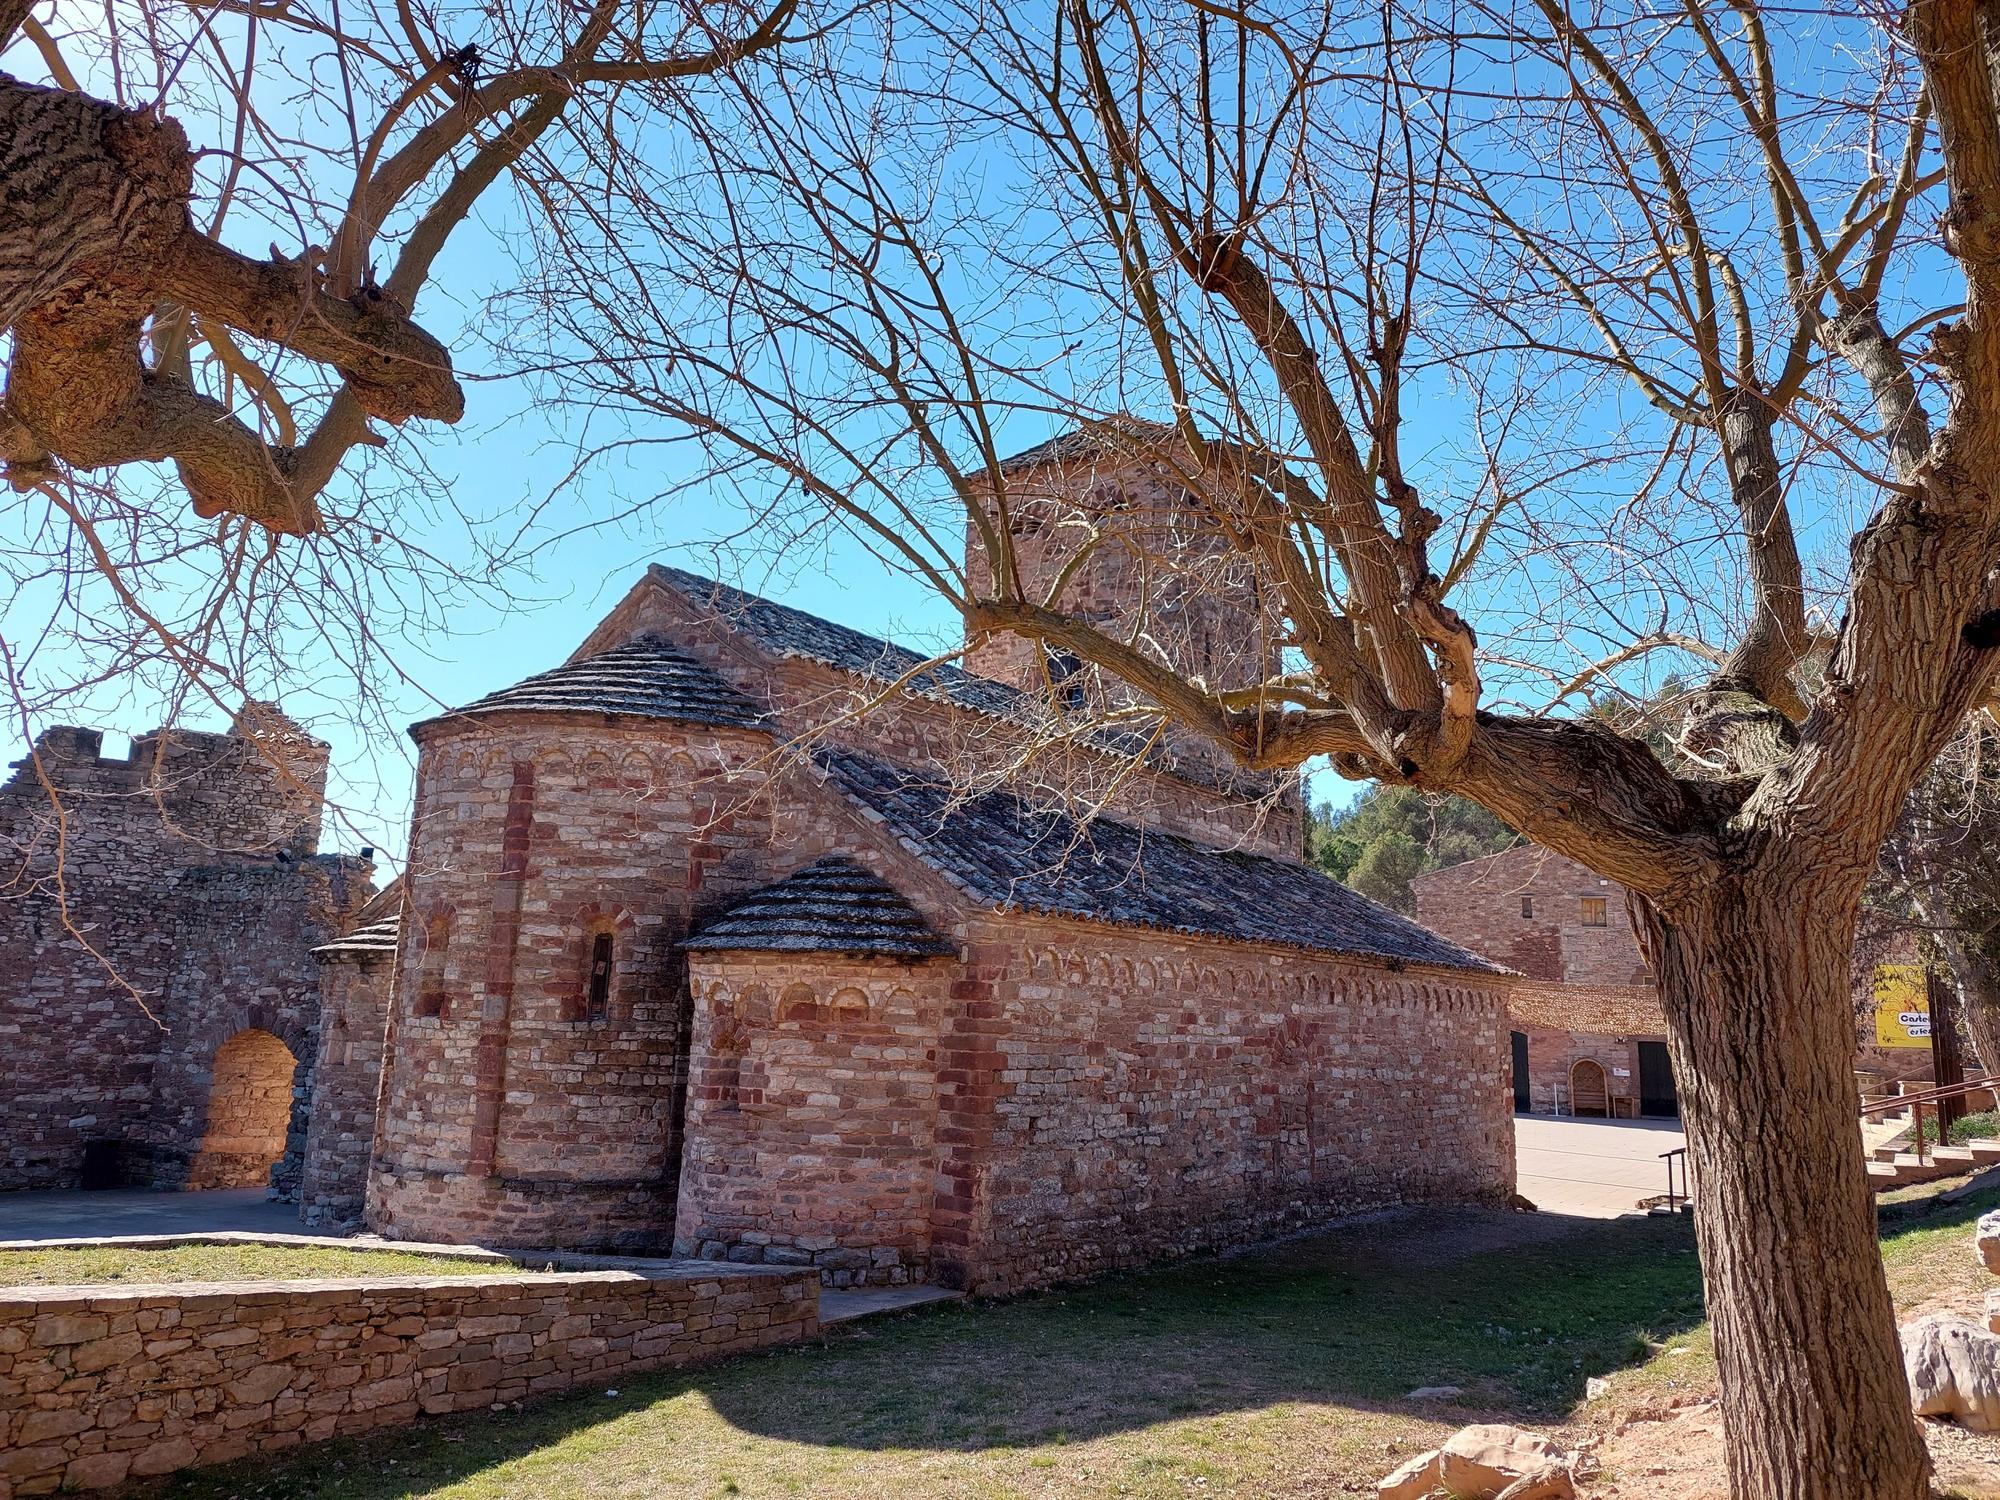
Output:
[[0, 1186, 324, 1241], [820, 1283, 964, 1324], [1515, 1114, 1687, 1219]]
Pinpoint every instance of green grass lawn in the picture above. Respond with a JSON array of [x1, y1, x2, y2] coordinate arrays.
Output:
[[0, 1243, 515, 1288], [146, 1210, 1705, 1500], [122, 1187, 2000, 1500]]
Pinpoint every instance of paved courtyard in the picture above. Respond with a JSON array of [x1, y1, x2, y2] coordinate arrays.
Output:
[[0, 1186, 329, 1244], [1514, 1114, 1688, 1218]]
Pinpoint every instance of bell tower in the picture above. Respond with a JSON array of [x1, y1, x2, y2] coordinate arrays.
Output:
[[964, 419, 1280, 707]]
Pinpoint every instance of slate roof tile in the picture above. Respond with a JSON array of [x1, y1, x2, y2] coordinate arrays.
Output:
[[441, 634, 766, 730], [814, 746, 1505, 975], [649, 566, 1266, 797], [312, 912, 402, 961], [684, 856, 955, 958]]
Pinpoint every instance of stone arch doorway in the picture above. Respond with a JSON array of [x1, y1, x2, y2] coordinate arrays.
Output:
[[1569, 1058, 1610, 1118], [188, 1029, 299, 1189]]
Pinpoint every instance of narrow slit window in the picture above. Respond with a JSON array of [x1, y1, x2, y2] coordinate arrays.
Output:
[[1520, 896, 1534, 919], [586, 933, 614, 1022], [1580, 896, 1608, 928]]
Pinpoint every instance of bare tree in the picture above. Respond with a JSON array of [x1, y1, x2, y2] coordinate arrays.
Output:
[[0, 0, 809, 900], [514, 2, 2000, 1493]]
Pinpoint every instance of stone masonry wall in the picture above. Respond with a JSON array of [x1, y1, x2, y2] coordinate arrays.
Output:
[[676, 952, 954, 1287], [300, 954, 397, 1227], [676, 894, 1516, 1296], [1411, 847, 1651, 988], [367, 716, 785, 1250], [0, 1261, 818, 1494], [0, 713, 367, 1191], [946, 916, 1518, 1295]]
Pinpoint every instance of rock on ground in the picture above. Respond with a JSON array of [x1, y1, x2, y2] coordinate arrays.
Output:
[[1376, 1423, 1576, 1500], [1977, 1210, 2000, 1277], [1904, 1312, 2000, 1433]]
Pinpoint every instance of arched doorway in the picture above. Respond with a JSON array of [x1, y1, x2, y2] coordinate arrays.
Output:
[[1570, 1058, 1610, 1118], [188, 1029, 298, 1189]]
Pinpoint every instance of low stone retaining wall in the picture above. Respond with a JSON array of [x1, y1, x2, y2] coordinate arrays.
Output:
[[0, 1257, 818, 1494]]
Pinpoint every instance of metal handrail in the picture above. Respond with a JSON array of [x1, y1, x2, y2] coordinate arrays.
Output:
[[1857, 1072, 2000, 1117], [1660, 1146, 1689, 1211], [1858, 1072, 2000, 1167]]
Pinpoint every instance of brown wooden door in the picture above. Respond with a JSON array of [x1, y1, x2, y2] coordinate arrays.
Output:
[[1571, 1059, 1609, 1117]]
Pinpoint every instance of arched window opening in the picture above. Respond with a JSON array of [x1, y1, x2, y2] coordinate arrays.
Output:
[[415, 910, 451, 1018], [586, 932, 614, 1023]]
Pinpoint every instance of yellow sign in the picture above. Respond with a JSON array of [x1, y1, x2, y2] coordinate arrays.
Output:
[[1873, 965, 1931, 1050]]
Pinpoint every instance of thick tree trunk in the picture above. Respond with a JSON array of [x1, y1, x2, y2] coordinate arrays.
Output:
[[1645, 861, 1930, 1500]]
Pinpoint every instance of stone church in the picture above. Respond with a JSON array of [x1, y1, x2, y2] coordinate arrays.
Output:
[[0, 434, 1520, 1296]]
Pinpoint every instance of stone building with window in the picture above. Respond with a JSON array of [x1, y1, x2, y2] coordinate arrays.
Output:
[[1412, 846, 1678, 1119], [2, 432, 1525, 1297]]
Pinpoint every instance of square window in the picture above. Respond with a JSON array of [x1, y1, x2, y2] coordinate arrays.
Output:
[[1581, 896, 1608, 927]]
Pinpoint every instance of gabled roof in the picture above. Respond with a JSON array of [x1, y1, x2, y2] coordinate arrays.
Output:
[[650, 565, 1023, 720], [683, 855, 955, 959], [647, 566, 1270, 799], [433, 633, 766, 732], [814, 746, 1506, 976]]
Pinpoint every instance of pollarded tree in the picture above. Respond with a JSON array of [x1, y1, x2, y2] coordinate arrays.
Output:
[[521, 2, 2000, 1493]]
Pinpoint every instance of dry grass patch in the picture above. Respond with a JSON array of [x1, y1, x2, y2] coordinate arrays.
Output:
[[0, 1243, 518, 1287]]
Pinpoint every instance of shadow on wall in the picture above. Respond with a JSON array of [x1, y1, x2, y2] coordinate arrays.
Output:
[[148, 1209, 1707, 1497]]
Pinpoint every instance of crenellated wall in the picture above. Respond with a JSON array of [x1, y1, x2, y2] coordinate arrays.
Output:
[[0, 710, 369, 1191]]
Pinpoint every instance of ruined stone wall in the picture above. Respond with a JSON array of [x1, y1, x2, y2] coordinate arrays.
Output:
[[943, 917, 1517, 1295], [0, 1260, 817, 1493], [675, 953, 954, 1287], [0, 715, 362, 1191], [300, 953, 396, 1227], [366, 716, 784, 1250]]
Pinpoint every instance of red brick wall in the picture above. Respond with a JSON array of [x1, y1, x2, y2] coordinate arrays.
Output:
[[678, 905, 1516, 1295], [0, 715, 369, 1190], [676, 953, 952, 1286], [950, 918, 1516, 1294]]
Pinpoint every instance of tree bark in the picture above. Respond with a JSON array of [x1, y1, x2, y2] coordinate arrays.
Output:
[[1642, 859, 1930, 1500]]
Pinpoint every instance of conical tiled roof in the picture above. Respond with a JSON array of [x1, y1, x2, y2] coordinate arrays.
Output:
[[440, 634, 766, 730], [683, 856, 955, 958]]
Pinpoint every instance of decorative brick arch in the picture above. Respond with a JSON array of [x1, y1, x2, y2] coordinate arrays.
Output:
[[187, 1028, 299, 1189]]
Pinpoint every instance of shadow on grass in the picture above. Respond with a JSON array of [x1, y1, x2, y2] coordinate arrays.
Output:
[[150, 1209, 1704, 1499]]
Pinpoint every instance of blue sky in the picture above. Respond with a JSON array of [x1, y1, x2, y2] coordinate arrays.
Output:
[[0, 1, 1928, 864]]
